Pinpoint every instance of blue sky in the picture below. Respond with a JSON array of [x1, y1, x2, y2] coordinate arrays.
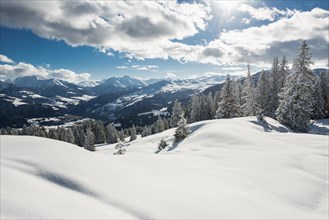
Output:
[[0, 0, 328, 82]]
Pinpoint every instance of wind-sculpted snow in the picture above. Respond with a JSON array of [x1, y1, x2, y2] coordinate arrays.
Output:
[[1, 117, 328, 219]]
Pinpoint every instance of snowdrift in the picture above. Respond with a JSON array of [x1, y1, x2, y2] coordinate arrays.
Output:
[[1, 117, 328, 219]]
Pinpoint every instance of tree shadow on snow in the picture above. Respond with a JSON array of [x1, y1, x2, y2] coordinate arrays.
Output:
[[250, 118, 290, 133], [6, 158, 154, 219]]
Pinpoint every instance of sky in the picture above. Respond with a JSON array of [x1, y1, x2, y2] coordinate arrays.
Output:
[[0, 0, 328, 83]]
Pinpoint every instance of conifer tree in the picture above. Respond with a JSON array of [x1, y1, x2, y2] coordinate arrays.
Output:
[[278, 55, 289, 91], [156, 116, 165, 132], [268, 57, 280, 117], [106, 124, 118, 144], [83, 128, 95, 151], [174, 113, 190, 142], [255, 70, 271, 116], [216, 74, 241, 118], [119, 129, 125, 142], [241, 63, 257, 116], [129, 125, 137, 142], [276, 41, 316, 132], [170, 100, 184, 127]]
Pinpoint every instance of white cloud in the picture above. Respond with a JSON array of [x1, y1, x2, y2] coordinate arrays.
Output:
[[0, 0, 211, 61], [0, 54, 15, 63], [0, 60, 91, 83], [0, 1, 327, 68], [165, 72, 177, 79], [116, 66, 128, 69], [49, 69, 91, 82], [131, 65, 159, 71], [238, 4, 296, 22], [200, 8, 329, 66]]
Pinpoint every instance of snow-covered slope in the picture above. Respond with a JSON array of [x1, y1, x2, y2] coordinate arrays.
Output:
[[1, 117, 328, 219]]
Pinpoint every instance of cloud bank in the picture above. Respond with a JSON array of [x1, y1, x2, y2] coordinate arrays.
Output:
[[0, 1, 328, 67], [0, 56, 91, 83]]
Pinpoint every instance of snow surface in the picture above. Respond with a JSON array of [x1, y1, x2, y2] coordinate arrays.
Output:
[[1, 117, 328, 219]]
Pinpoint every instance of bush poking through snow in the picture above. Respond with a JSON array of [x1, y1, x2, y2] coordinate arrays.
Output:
[[158, 138, 168, 152], [113, 140, 126, 155]]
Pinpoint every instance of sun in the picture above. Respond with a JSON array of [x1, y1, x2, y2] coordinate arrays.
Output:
[[214, 1, 241, 15]]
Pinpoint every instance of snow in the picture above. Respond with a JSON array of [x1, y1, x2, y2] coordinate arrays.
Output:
[[309, 118, 329, 135], [3, 96, 28, 106], [71, 95, 96, 101], [1, 117, 328, 219], [138, 107, 169, 117]]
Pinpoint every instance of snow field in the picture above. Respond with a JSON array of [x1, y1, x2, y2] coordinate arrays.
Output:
[[1, 117, 328, 219]]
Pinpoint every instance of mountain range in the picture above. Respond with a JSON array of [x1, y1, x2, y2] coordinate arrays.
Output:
[[0, 68, 326, 128]]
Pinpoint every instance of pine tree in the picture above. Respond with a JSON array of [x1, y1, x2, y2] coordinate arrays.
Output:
[[268, 57, 280, 117], [106, 124, 118, 144], [48, 128, 59, 140], [241, 63, 258, 116], [170, 100, 184, 127], [94, 121, 106, 144], [158, 138, 168, 151], [312, 76, 326, 119], [276, 41, 316, 132], [66, 129, 75, 144], [190, 94, 202, 123], [156, 116, 165, 132], [83, 128, 95, 151], [174, 114, 190, 142], [129, 125, 137, 142], [255, 70, 272, 116], [278, 55, 289, 91], [216, 74, 241, 118], [72, 126, 84, 147], [141, 126, 152, 137], [119, 129, 125, 142]]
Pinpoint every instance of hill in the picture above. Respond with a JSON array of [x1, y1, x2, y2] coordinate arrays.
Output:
[[1, 117, 328, 219]]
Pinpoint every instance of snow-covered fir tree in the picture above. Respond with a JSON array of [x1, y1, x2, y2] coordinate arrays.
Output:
[[48, 128, 59, 140], [190, 94, 202, 122], [241, 63, 258, 116], [268, 57, 280, 117], [119, 129, 125, 142], [170, 100, 184, 127], [83, 128, 95, 151], [94, 121, 106, 144], [312, 76, 327, 119], [174, 113, 190, 142], [276, 41, 316, 132], [319, 70, 329, 118], [278, 55, 289, 91], [141, 125, 152, 137], [129, 125, 137, 142], [216, 74, 241, 118], [155, 116, 165, 132], [106, 124, 118, 144], [255, 70, 272, 116]]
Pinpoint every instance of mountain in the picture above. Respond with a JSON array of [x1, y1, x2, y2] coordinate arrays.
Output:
[[2, 117, 328, 219], [8, 75, 90, 98], [78, 80, 102, 88], [90, 75, 147, 95], [0, 77, 96, 127]]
